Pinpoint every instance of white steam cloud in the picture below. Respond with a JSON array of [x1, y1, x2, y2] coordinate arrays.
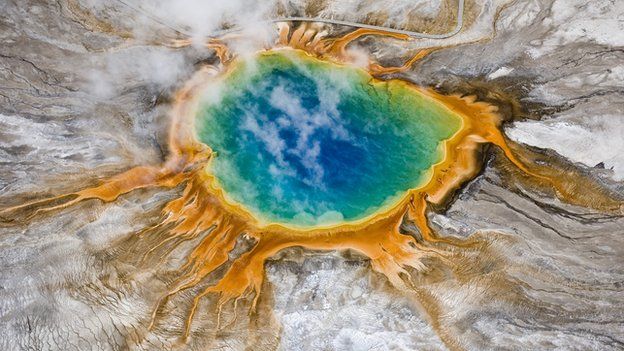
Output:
[[240, 72, 355, 191], [81, 0, 281, 99]]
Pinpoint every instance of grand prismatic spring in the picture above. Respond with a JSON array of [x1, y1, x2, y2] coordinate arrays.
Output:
[[1, 1, 624, 350], [197, 51, 462, 227]]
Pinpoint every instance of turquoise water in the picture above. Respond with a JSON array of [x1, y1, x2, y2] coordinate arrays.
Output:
[[196, 51, 461, 227]]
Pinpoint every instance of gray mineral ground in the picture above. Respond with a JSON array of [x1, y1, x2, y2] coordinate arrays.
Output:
[[1, 0, 623, 350]]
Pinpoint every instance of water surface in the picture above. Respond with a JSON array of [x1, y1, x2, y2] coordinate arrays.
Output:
[[197, 51, 461, 226]]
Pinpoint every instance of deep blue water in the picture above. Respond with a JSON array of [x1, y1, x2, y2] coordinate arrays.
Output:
[[197, 51, 461, 226]]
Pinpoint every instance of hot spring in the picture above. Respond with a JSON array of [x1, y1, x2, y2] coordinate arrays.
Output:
[[196, 50, 462, 227]]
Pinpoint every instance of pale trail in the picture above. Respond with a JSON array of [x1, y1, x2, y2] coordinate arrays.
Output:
[[111, 0, 465, 39]]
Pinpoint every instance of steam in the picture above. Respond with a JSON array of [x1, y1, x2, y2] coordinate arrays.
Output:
[[81, 0, 280, 99], [85, 47, 189, 99], [139, 0, 273, 41], [239, 69, 355, 191]]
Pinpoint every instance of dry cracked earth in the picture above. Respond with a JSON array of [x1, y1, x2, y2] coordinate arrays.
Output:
[[1, 0, 623, 350]]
